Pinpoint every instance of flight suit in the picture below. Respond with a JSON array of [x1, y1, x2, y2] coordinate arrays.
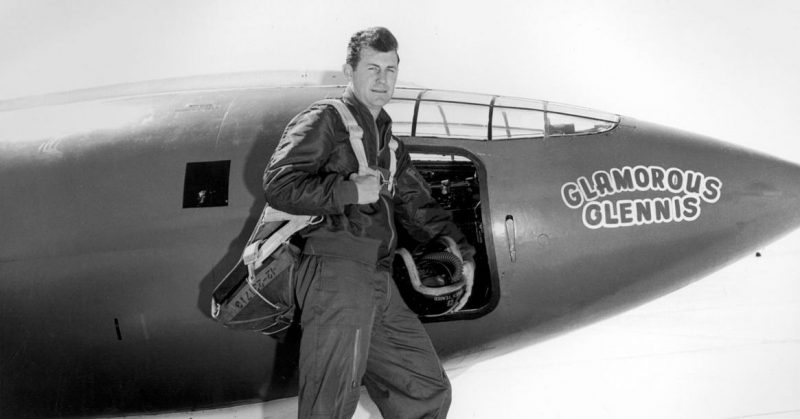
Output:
[[263, 87, 474, 418]]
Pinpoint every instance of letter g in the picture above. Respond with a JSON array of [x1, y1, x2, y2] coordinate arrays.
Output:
[[562, 182, 583, 208]]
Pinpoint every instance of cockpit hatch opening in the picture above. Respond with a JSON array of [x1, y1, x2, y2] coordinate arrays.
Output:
[[393, 149, 495, 322]]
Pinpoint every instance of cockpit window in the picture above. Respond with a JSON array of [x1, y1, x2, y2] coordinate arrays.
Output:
[[385, 99, 415, 135], [416, 101, 489, 139], [547, 112, 617, 137], [385, 88, 619, 140], [492, 107, 545, 139]]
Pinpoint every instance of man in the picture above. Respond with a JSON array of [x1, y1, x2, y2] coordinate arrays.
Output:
[[263, 27, 475, 419]]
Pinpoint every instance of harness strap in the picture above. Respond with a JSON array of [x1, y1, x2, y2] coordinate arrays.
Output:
[[316, 99, 399, 191], [388, 138, 398, 193], [315, 99, 369, 175]]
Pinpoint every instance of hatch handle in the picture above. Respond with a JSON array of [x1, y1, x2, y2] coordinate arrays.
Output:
[[505, 215, 517, 262]]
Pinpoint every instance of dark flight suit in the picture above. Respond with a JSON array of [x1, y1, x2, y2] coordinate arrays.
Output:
[[263, 87, 475, 419]]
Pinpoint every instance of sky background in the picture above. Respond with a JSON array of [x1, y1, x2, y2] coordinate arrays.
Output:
[[3, 0, 800, 159], [3, 1, 800, 418]]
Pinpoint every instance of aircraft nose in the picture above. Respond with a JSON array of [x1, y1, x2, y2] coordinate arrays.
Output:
[[716, 142, 800, 248], [628, 119, 800, 256], [727, 150, 800, 215], [519, 118, 800, 337]]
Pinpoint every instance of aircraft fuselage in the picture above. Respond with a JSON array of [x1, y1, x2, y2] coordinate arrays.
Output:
[[2, 75, 799, 417]]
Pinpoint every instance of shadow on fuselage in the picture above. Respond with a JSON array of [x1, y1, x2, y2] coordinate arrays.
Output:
[[193, 97, 306, 401]]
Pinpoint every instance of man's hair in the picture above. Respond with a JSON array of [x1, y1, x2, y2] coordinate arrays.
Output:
[[346, 27, 399, 68]]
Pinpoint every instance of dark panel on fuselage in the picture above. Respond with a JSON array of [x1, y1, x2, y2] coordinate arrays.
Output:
[[183, 160, 232, 208]]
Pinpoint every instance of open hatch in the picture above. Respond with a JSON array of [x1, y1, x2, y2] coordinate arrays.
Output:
[[392, 150, 496, 322]]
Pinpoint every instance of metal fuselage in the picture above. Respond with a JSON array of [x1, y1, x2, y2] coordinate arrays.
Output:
[[2, 74, 799, 417]]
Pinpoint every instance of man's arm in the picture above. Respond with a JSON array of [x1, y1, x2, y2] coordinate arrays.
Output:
[[392, 141, 477, 311], [392, 141, 476, 264], [263, 105, 377, 215]]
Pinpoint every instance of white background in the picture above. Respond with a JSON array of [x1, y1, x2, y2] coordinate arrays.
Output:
[[3, 1, 800, 417]]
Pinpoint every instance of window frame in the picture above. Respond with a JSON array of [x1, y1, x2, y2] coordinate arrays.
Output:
[[386, 88, 620, 141]]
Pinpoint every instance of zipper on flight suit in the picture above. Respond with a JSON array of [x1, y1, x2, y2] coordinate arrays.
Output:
[[382, 197, 396, 251], [372, 117, 397, 254], [372, 117, 381, 167], [351, 328, 362, 388]]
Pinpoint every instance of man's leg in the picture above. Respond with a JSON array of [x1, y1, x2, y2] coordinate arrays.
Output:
[[295, 256, 376, 419], [363, 272, 451, 419]]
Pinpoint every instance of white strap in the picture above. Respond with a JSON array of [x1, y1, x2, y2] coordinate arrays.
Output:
[[388, 138, 398, 193], [244, 207, 321, 279], [242, 215, 314, 284], [259, 206, 312, 224], [315, 99, 369, 175], [315, 99, 401, 193], [247, 217, 310, 267]]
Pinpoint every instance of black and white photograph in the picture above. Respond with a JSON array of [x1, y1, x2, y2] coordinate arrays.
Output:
[[2, 1, 799, 418]]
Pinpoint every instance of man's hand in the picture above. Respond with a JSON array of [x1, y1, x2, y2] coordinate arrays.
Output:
[[350, 168, 381, 204], [453, 260, 475, 312]]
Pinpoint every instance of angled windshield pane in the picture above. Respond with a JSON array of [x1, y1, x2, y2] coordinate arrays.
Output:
[[419, 90, 494, 105], [492, 107, 545, 139], [547, 102, 619, 123], [416, 101, 489, 140], [493, 96, 547, 111], [384, 99, 415, 136], [547, 112, 617, 136]]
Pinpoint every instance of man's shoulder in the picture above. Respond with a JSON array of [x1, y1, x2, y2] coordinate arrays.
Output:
[[299, 100, 342, 120], [311, 99, 360, 126], [287, 101, 349, 137]]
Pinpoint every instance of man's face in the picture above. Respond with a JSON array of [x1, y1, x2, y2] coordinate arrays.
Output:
[[344, 46, 399, 117]]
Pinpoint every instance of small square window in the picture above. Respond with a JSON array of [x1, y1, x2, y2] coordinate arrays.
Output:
[[183, 161, 230, 208]]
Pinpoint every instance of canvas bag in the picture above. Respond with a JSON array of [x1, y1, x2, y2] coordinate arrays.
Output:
[[211, 99, 398, 334]]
